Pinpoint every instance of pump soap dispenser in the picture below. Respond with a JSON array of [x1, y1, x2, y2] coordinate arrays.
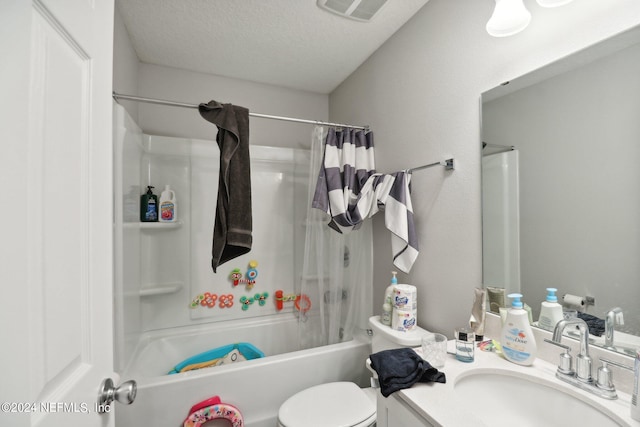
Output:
[[140, 186, 158, 222], [501, 293, 537, 366], [538, 288, 563, 332]]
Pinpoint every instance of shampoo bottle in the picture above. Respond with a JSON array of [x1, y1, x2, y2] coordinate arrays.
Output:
[[140, 186, 158, 222], [159, 185, 177, 222], [538, 287, 563, 332], [501, 293, 537, 366], [381, 271, 397, 326]]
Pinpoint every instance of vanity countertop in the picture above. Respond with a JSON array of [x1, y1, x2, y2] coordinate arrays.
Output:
[[388, 340, 639, 427]]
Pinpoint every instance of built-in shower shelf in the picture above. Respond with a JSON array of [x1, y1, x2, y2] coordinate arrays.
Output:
[[140, 282, 183, 297], [124, 221, 183, 230]]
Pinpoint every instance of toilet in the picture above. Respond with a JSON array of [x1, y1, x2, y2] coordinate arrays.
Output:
[[277, 315, 430, 427]]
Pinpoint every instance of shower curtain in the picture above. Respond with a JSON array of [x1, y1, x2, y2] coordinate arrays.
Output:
[[297, 127, 373, 349]]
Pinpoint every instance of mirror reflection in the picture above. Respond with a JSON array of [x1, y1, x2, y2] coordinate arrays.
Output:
[[481, 25, 640, 356]]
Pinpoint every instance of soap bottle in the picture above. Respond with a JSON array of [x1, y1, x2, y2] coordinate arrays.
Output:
[[632, 348, 639, 421], [381, 271, 397, 326], [538, 288, 563, 332], [501, 293, 537, 366], [159, 185, 177, 222], [140, 186, 158, 222]]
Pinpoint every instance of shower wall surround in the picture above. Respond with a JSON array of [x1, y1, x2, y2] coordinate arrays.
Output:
[[113, 104, 310, 372]]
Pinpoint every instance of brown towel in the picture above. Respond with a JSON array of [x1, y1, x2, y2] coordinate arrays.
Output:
[[199, 100, 252, 272]]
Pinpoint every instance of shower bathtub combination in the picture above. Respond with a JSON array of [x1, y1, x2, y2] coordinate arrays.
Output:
[[113, 103, 373, 426], [116, 315, 371, 426]]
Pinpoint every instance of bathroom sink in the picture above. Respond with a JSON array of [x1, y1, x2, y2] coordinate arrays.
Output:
[[454, 369, 626, 427]]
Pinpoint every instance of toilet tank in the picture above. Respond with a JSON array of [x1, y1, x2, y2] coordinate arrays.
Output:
[[368, 316, 431, 353]]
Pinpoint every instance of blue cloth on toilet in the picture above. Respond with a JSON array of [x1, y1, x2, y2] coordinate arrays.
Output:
[[369, 347, 446, 397]]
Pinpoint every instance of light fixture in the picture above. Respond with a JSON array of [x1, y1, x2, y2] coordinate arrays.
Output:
[[486, 0, 531, 38], [536, 0, 574, 7]]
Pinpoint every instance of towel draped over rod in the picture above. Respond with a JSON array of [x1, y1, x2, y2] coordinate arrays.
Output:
[[112, 92, 369, 130]]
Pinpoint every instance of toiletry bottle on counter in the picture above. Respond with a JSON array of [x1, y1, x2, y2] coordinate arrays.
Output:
[[140, 185, 158, 222], [538, 288, 563, 332], [501, 293, 537, 366], [632, 348, 640, 421], [381, 271, 397, 326], [159, 185, 177, 222]]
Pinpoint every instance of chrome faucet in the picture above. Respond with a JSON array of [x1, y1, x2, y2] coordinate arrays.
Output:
[[604, 307, 623, 349], [551, 318, 592, 383], [545, 317, 620, 399]]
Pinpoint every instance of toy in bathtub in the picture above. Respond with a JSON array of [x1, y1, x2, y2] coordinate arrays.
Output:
[[168, 342, 264, 375], [239, 292, 269, 310], [183, 395, 243, 427], [190, 292, 234, 309], [229, 260, 258, 290], [275, 290, 312, 314]]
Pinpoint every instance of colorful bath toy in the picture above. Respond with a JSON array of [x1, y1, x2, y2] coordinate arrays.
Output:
[[239, 295, 254, 311], [229, 261, 259, 290], [275, 290, 311, 313]]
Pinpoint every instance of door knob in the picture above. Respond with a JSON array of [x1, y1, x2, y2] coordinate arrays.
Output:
[[97, 378, 137, 413]]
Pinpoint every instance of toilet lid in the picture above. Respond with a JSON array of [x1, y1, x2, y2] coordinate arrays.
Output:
[[278, 382, 375, 427]]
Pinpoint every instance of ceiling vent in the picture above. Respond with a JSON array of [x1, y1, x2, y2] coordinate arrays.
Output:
[[317, 0, 389, 22]]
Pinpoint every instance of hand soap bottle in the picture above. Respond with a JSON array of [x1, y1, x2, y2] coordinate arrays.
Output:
[[501, 293, 537, 366], [538, 288, 563, 332], [381, 271, 397, 326], [140, 186, 158, 222]]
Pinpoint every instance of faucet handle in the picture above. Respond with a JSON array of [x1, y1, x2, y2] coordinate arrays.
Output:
[[544, 339, 573, 375], [596, 360, 615, 392], [596, 357, 633, 394]]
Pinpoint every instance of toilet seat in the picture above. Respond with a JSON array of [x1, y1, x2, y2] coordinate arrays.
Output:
[[277, 382, 376, 427]]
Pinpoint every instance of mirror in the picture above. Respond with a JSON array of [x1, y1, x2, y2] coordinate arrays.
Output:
[[481, 25, 640, 356]]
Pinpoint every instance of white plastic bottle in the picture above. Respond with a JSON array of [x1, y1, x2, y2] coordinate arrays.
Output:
[[381, 271, 397, 326], [159, 185, 177, 222], [538, 287, 563, 332], [501, 293, 537, 366]]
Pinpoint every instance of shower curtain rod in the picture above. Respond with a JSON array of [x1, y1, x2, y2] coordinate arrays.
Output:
[[112, 92, 453, 174], [112, 92, 369, 130]]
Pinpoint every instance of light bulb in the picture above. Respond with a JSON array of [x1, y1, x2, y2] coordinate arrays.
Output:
[[486, 0, 531, 37], [537, 0, 574, 7]]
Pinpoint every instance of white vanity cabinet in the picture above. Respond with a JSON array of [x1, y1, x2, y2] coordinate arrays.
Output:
[[376, 392, 435, 427]]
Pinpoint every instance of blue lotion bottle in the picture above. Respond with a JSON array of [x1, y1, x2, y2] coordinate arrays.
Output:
[[501, 293, 537, 366]]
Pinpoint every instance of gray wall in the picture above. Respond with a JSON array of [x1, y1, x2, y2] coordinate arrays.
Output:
[[329, 0, 640, 336]]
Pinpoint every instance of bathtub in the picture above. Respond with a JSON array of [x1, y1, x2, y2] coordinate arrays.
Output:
[[116, 313, 372, 427]]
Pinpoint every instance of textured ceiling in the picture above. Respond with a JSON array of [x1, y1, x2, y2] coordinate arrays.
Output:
[[116, 0, 429, 94]]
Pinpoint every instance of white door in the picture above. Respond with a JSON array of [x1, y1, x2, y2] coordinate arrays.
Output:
[[0, 1, 118, 426]]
